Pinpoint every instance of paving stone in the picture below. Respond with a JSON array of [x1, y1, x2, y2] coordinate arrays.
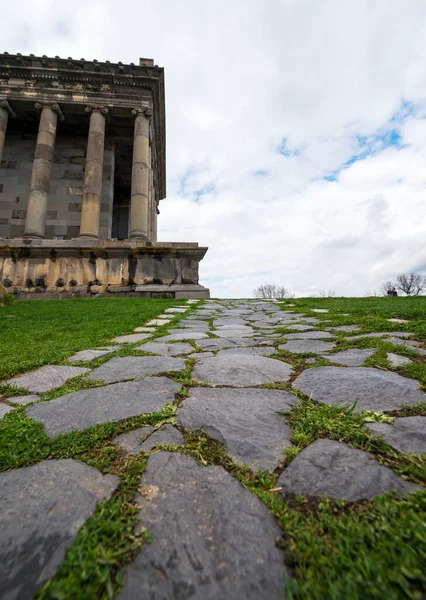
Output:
[[136, 342, 194, 356], [284, 330, 334, 340], [277, 439, 420, 501], [297, 317, 321, 324], [158, 332, 209, 341], [348, 331, 413, 339], [164, 307, 188, 313], [196, 338, 256, 351], [118, 452, 286, 600], [214, 328, 255, 338], [189, 351, 215, 360], [0, 459, 118, 600], [186, 299, 200, 304], [311, 308, 329, 313], [7, 365, 90, 394], [113, 426, 155, 454], [365, 417, 426, 455], [284, 324, 315, 331], [178, 320, 210, 331], [112, 333, 152, 344], [388, 318, 410, 323], [386, 338, 426, 355], [8, 394, 40, 406], [323, 349, 376, 366], [134, 327, 156, 333], [26, 377, 181, 437], [67, 348, 116, 362], [87, 356, 186, 383], [193, 354, 292, 386], [0, 403, 14, 418], [213, 318, 247, 327], [177, 388, 294, 470], [146, 319, 171, 326], [293, 366, 425, 412], [387, 352, 413, 367], [327, 324, 362, 332], [216, 347, 277, 358], [278, 340, 336, 354], [140, 424, 184, 451]]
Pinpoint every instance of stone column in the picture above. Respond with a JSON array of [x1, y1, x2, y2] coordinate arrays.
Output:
[[0, 100, 16, 163], [24, 103, 63, 238], [79, 105, 108, 239], [129, 107, 152, 240]]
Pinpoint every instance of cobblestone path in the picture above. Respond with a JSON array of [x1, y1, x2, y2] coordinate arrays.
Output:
[[0, 299, 425, 599]]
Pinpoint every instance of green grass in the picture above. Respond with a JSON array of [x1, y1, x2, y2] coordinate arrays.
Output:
[[0, 297, 183, 380]]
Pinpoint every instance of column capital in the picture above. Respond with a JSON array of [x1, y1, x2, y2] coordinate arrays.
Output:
[[132, 107, 152, 119], [0, 99, 16, 118], [85, 104, 109, 116], [34, 102, 64, 121]]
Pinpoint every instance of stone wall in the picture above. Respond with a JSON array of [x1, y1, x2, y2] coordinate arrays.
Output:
[[0, 133, 114, 239]]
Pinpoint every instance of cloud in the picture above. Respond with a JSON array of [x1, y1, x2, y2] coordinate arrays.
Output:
[[4, 0, 426, 297]]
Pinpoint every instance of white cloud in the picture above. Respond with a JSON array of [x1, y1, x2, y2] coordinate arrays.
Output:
[[4, 0, 426, 297]]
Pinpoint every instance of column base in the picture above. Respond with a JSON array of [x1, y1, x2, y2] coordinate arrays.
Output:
[[128, 233, 149, 240], [22, 233, 45, 239], [78, 233, 100, 241]]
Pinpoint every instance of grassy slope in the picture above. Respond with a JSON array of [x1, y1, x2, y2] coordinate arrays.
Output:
[[0, 297, 181, 380]]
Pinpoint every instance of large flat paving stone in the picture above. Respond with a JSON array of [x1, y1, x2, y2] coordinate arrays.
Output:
[[26, 377, 181, 437], [158, 332, 209, 342], [67, 348, 116, 362], [0, 403, 14, 419], [197, 338, 257, 351], [292, 366, 425, 412], [365, 417, 426, 455], [0, 459, 118, 600], [216, 347, 277, 358], [277, 439, 420, 501], [87, 356, 185, 383], [213, 328, 255, 338], [177, 388, 294, 470], [118, 452, 286, 600], [145, 319, 171, 326], [8, 395, 40, 406], [278, 340, 336, 354], [112, 333, 151, 344], [136, 341, 194, 356], [193, 354, 292, 386], [178, 320, 210, 331], [323, 349, 376, 366], [7, 365, 90, 393], [387, 352, 413, 367], [284, 331, 334, 340]]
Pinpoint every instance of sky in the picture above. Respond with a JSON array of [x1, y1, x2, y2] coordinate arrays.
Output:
[[4, 0, 426, 297]]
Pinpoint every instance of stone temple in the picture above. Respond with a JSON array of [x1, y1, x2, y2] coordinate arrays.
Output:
[[0, 53, 209, 298]]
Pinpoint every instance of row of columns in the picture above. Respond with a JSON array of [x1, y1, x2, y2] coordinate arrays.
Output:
[[0, 100, 154, 241]]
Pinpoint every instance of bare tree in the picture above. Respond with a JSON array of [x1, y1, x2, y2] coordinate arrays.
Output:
[[253, 283, 293, 299], [395, 273, 426, 296], [319, 289, 336, 298]]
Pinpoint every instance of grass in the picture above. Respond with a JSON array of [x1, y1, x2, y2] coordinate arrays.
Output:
[[0, 297, 183, 380]]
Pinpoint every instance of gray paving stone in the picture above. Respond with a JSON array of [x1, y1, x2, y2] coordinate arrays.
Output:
[[67, 348, 116, 362], [177, 387, 294, 470], [196, 338, 256, 351], [26, 377, 181, 437], [118, 452, 286, 600], [365, 417, 426, 455], [278, 340, 336, 354], [327, 324, 362, 332], [293, 366, 425, 412], [0, 403, 14, 418], [7, 365, 90, 393], [87, 356, 185, 383], [388, 318, 410, 324], [386, 338, 426, 355], [387, 352, 413, 367], [311, 309, 329, 313], [284, 331, 334, 340], [134, 327, 156, 333], [213, 317, 247, 327], [164, 307, 188, 313], [146, 319, 171, 326], [348, 331, 413, 339], [8, 394, 39, 406], [323, 349, 376, 366], [0, 459, 118, 600], [112, 333, 152, 344], [113, 427, 155, 454], [178, 320, 210, 331], [214, 328, 255, 338], [158, 332, 209, 342], [297, 317, 321, 324], [216, 347, 277, 358], [193, 354, 292, 386], [136, 342, 194, 356], [278, 439, 420, 501], [140, 424, 184, 451], [284, 324, 315, 331]]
